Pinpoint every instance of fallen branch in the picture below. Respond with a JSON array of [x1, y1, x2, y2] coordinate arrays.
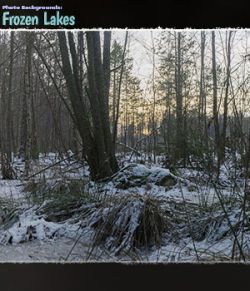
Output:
[[22, 150, 84, 182], [116, 142, 141, 156]]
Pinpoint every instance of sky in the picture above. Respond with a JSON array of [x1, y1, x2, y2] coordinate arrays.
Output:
[[113, 30, 160, 91], [112, 29, 250, 93]]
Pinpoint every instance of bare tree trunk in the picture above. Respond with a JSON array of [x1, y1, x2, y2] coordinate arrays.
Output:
[[6, 32, 14, 163], [175, 32, 184, 163], [113, 32, 128, 146], [221, 31, 232, 160], [199, 31, 207, 146], [57, 32, 96, 174], [31, 73, 39, 159], [58, 31, 118, 180], [24, 32, 34, 177], [212, 31, 221, 178], [112, 56, 117, 135], [151, 31, 157, 163], [78, 32, 84, 98], [86, 31, 118, 176], [1, 32, 16, 179]]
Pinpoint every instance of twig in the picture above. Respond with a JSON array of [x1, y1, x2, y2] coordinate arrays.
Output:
[[212, 182, 246, 261], [178, 180, 200, 262], [116, 142, 141, 156], [128, 125, 162, 162], [20, 149, 84, 182]]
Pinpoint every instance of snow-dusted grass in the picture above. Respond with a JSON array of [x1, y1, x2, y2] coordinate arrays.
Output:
[[0, 180, 23, 200], [0, 151, 249, 262]]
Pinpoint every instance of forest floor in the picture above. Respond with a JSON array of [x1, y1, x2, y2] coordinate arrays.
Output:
[[0, 152, 250, 262]]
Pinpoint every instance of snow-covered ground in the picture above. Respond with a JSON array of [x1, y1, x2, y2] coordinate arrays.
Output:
[[0, 152, 248, 262], [0, 180, 23, 200]]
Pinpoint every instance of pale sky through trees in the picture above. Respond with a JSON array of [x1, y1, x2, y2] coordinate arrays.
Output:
[[113, 30, 160, 90], [113, 29, 250, 110]]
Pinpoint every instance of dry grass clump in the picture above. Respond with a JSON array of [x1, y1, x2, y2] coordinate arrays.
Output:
[[36, 188, 97, 223], [23, 178, 97, 223], [23, 178, 87, 204], [23, 179, 47, 194], [89, 195, 168, 255], [0, 198, 21, 229]]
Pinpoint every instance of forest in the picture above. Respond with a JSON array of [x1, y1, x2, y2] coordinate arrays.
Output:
[[0, 29, 249, 262]]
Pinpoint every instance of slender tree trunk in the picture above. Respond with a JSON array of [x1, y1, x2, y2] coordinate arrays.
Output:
[[151, 31, 157, 163], [221, 31, 232, 160], [19, 35, 28, 162], [199, 31, 208, 146], [212, 31, 221, 177], [113, 32, 128, 146], [24, 32, 34, 177], [6, 32, 14, 163], [175, 32, 184, 163], [1, 32, 16, 179], [31, 73, 39, 159]]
